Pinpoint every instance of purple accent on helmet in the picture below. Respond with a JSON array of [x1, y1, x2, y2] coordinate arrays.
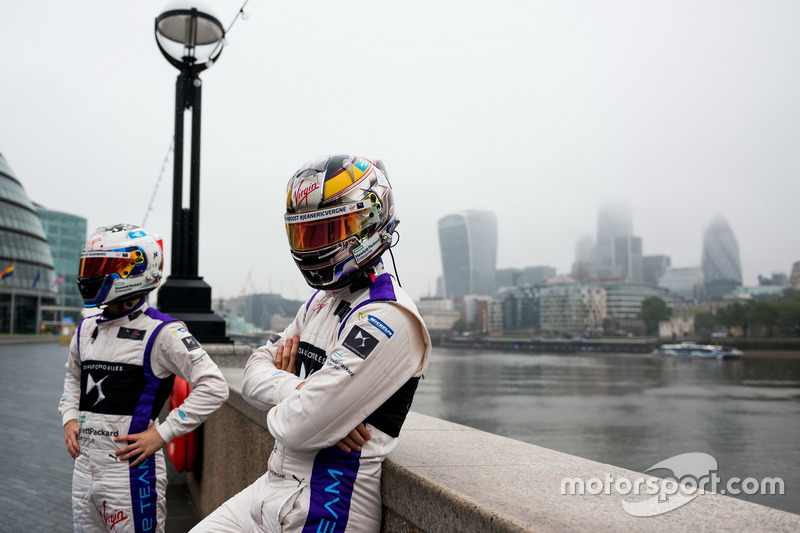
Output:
[[338, 273, 397, 338], [302, 445, 361, 533]]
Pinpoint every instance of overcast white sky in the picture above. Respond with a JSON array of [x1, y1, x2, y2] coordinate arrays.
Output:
[[2, 1, 798, 302]]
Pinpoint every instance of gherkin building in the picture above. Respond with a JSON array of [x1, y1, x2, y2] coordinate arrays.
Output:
[[0, 152, 58, 333], [701, 215, 742, 298]]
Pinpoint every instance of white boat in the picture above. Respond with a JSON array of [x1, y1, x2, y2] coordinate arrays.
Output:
[[652, 342, 743, 359]]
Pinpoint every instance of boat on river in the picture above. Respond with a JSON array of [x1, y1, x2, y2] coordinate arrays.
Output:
[[652, 342, 743, 359]]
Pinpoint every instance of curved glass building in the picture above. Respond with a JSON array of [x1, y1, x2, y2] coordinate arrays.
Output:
[[0, 153, 57, 333], [701, 215, 742, 298], [438, 210, 498, 299]]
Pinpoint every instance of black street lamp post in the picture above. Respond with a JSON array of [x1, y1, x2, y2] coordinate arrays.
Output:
[[155, 6, 229, 343]]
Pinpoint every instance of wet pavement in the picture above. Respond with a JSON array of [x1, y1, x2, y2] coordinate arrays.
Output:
[[0, 340, 200, 532]]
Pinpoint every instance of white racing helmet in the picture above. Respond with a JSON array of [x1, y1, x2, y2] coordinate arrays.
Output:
[[285, 154, 398, 290], [77, 224, 163, 307]]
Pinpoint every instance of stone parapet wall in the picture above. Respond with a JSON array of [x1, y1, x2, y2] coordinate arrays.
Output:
[[0, 335, 60, 345], [188, 367, 800, 531]]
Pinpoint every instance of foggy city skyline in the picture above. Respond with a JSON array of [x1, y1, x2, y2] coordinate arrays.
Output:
[[2, 1, 798, 302]]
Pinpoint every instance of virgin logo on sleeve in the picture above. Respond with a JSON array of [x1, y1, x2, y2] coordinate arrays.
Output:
[[342, 326, 379, 360]]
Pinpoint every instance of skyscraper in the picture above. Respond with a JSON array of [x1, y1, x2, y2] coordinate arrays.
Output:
[[438, 210, 497, 299], [702, 215, 742, 298], [613, 235, 644, 282], [596, 204, 632, 267], [643, 254, 671, 286]]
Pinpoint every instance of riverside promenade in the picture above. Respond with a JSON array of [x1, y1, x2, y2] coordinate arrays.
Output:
[[4, 338, 800, 532], [0, 339, 199, 532]]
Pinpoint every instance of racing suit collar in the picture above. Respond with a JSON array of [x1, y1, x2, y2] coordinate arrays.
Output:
[[326, 261, 387, 298], [98, 298, 148, 324]]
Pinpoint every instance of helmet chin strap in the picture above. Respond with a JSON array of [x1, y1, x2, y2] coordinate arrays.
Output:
[[100, 296, 143, 316], [388, 230, 402, 287]]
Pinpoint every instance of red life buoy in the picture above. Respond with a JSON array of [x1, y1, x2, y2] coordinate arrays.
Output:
[[167, 376, 198, 473]]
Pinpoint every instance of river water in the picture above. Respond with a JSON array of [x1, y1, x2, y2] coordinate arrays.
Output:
[[412, 347, 800, 515]]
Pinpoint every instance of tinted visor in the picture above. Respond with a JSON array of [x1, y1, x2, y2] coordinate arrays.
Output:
[[77, 275, 109, 302], [79, 247, 147, 279], [285, 202, 377, 252]]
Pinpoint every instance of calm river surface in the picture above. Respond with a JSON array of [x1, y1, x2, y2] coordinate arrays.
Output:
[[412, 347, 800, 515]]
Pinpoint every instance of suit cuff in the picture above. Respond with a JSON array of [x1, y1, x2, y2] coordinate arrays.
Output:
[[156, 419, 177, 443], [62, 409, 80, 427]]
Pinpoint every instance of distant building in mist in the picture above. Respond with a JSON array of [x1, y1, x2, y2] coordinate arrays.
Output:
[[574, 234, 596, 264], [496, 285, 541, 333], [416, 297, 461, 331], [596, 204, 632, 267], [613, 235, 643, 282], [539, 281, 606, 335], [571, 260, 624, 283], [659, 267, 705, 301], [496, 266, 557, 288], [790, 262, 800, 290], [240, 293, 303, 331], [758, 272, 787, 287], [602, 281, 668, 320], [643, 254, 671, 285], [573, 204, 645, 284], [701, 215, 742, 298], [438, 210, 497, 299]]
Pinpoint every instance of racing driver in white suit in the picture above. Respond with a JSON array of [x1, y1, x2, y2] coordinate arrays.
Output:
[[59, 224, 229, 532], [194, 155, 431, 532]]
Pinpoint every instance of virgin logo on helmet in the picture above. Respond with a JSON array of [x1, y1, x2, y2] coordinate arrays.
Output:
[[293, 180, 319, 207]]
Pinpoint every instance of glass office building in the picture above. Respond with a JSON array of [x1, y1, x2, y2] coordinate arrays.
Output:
[[702, 215, 742, 298], [36, 206, 87, 323], [438, 210, 498, 299], [0, 153, 58, 333], [602, 281, 669, 320]]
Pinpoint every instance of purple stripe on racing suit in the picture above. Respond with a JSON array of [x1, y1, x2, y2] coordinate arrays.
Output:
[[128, 319, 171, 532], [302, 446, 361, 533]]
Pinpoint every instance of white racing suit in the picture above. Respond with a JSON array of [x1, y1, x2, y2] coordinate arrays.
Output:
[[59, 299, 229, 533], [195, 269, 431, 532]]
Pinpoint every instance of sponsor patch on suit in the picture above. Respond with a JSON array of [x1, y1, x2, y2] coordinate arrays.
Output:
[[181, 335, 202, 351], [117, 327, 146, 341], [342, 326, 379, 360]]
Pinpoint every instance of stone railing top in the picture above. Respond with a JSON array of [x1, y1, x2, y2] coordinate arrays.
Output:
[[217, 367, 800, 532]]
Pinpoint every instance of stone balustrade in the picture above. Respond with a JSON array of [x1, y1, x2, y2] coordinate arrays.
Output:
[[185, 364, 800, 532]]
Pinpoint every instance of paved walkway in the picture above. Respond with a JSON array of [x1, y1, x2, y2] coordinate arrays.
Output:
[[0, 340, 199, 532]]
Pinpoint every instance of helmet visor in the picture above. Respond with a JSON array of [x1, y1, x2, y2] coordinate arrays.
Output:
[[285, 201, 378, 252], [79, 247, 147, 279]]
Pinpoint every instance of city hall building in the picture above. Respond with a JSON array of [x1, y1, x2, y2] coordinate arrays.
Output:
[[0, 152, 86, 334]]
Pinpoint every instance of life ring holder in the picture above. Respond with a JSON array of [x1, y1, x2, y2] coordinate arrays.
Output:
[[167, 376, 197, 473]]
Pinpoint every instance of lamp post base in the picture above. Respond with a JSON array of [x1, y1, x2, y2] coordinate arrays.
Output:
[[157, 277, 230, 344]]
